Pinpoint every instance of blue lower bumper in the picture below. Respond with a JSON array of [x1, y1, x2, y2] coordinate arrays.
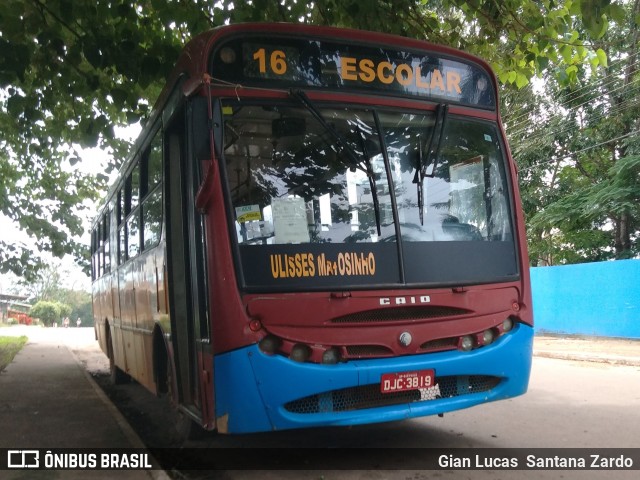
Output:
[[214, 324, 533, 433]]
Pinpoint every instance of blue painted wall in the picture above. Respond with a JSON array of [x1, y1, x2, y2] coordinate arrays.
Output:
[[530, 259, 640, 339]]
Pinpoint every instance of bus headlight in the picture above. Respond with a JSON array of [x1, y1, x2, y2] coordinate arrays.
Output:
[[482, 329, 495, 346], [322, 347, 341, 364], [460, 335, 474, 352], [290, 344, 311, 363], [259, 335, 281, 355], [502, 318, 514, 332]]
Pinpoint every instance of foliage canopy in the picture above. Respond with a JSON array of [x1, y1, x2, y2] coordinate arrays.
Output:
[[505, 0, 640, 264], [0, 0, 623, 277]]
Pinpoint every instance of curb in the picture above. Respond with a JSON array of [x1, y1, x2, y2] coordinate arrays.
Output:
[[66, 344, 172, 480], [533, 350, 640, 367]]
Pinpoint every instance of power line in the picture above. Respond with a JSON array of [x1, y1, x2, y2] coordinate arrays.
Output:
[[504, 55, 640, 130], [508, 93, 640, 145], [506, 75, 640, 136], [517, 129, 640, 174]]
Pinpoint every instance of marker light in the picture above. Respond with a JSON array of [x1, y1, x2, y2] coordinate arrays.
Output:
[[482, 329, 495, 346], [219, 47, 236, 64], [258, 335, 281, 355], [322, 348, 341, 365], [290, 344, 311, 363], [502, 318, 514, 332], [249, 319, 263, 332], [460, 335, 474, 352]]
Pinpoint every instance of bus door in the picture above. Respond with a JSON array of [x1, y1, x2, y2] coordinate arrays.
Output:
[[164, 105, 210, 422]]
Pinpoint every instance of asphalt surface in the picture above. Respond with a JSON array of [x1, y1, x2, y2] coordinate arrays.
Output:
[[0, 324, 638, 477], [0, 326, 166, 479]]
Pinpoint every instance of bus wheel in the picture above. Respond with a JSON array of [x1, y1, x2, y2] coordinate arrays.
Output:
[[108, 339, 130, 385], [164, 357, 205, 444]]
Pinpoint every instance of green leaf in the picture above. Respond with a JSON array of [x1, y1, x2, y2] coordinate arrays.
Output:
[[516, 73, 529, 88], [569, 0, 582, 15], [560, 45, 573, 63], [607, 4, 626, 24], [536, 56, 550, 72], [596, 48, 608, 68]]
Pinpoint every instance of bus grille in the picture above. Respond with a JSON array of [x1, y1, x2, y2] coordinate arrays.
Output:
[[346, 345, 394, 357], [283, 375, 500, 414], [419, 337, 459, 352], [330, 306, 470, 324]]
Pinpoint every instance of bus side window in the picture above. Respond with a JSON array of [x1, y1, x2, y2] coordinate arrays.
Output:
[[103, 212, 111, 273], [142, 133, 163, 250], [91, 228, 97, 280], [127, 213, 140, 258], [118, 189, 127, 265], [124, 162, 141, 260], [97, 220, 103, 278]]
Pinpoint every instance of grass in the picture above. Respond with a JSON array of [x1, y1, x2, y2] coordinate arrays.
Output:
[[0, 336, 28, 372]]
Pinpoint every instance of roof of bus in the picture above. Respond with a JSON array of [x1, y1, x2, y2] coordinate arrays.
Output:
[[92, 23, 499, 226]]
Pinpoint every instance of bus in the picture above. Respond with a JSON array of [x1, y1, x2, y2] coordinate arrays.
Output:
[[91, 23, 533, 436]]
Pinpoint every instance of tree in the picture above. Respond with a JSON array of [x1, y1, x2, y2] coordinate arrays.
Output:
[[18, 263, 65, 303], [0, 0, 622, 277], [29, 300, 61, 326], [17, 262, 94, 325], [55, 301, 72, 321], [506, 1, 640, 264]]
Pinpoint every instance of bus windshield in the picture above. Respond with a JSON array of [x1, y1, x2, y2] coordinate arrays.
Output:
[[221, 101, 517, 290]]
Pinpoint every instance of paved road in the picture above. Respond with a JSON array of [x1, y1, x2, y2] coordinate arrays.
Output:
[[88, 341, 640, 479], [3, 327, 638, 479], [175, 358, 640, 480]]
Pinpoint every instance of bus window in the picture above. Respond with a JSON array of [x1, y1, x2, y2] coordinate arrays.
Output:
[[118, 190, 127, 265], [142, 133, 163, 251], [103, 212, 111, 273], [224, 104, 394, 246], [127, 211, 140, 259], [118, 190, 124, 226], [143, 188, 162, 250], [385, 115, 513, 243], [147, 136, 163, 191]]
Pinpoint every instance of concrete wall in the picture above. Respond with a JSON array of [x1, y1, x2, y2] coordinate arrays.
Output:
[[530, 259, 640, 339]]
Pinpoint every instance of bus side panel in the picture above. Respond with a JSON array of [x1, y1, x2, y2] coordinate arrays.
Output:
[[214, 324, 533, 433], [118, 264, 137, 377], [133, 250, 161, 393], [132, 254, 151, 389], [213, 349, 275, 433], [92, 281, 106, 353]]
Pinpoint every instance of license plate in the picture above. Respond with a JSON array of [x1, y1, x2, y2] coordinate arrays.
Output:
[[380, 369, 435, 394]]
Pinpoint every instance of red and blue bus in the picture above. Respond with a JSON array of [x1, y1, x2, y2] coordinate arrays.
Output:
[[91, 23, 533, 435]]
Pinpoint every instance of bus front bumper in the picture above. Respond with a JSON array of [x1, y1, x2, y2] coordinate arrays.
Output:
[[214, 323, 533, 433]]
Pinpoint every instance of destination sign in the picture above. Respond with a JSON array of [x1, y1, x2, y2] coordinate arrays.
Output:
[[210, 36, 496, 108], [238, 243, 400, 291]]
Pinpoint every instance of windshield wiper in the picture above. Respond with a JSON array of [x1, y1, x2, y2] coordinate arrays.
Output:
[[415, 103, 449, 225], [358, 129, 382, 237], [289, 89, 382, 236]]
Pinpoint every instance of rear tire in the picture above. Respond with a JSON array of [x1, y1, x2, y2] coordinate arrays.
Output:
[[108, 338, 130, 385]]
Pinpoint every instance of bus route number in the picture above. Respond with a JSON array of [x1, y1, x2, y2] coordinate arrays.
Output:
[[253, 48, 287, 75]]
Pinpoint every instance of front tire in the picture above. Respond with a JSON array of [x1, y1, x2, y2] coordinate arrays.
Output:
[[163, 356, 206, 444]]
